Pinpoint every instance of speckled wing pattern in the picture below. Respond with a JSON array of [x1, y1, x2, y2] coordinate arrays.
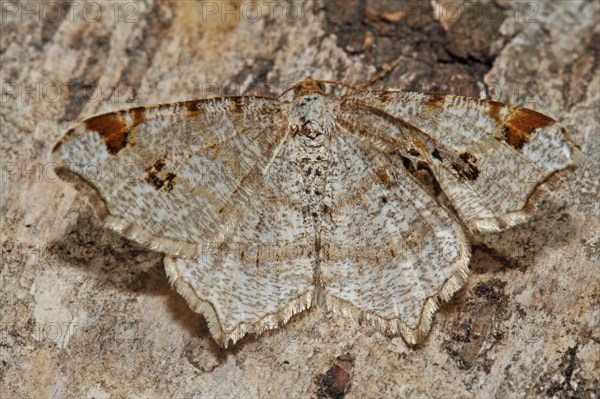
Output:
[[342, 92, 578, 232], [53, 97, 291, 256], [318, 130, 469, 344], [52, 79, 578, 347], [53, 97, 318, 345]]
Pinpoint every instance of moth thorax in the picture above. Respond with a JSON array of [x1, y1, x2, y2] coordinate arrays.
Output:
[[289, 94, 335, 139]]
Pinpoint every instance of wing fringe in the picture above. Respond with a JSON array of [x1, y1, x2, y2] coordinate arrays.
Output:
[[322, 239, 471, 345], [164, 256, 314, 348]]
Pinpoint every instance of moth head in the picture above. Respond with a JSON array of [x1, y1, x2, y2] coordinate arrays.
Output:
[[290, 78, 328, 98], [281, 78, 355, 100], [287, 80, 335, 139]]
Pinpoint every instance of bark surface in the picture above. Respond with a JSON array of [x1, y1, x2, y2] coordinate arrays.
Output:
[[1, 1, 598, 398]]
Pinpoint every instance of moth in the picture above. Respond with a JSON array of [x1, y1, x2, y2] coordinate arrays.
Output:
[[52, 78, 579, 347]]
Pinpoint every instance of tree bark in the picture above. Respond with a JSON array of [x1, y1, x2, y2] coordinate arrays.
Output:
[[1, 1, 598, 397]]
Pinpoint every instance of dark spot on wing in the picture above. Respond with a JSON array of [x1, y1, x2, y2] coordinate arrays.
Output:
[[374, 167, 395, 187], [153, 159, 165, 171], [452, 152, 479, 181], [164, 173, 176, 191], [432, 148, 443, 161], [145, 159, 176, 192], [185, 100, 202, 117], [145, 172, 164, 191], [408, 148, 420, 157], [460, 152, 477, 164], [400, 155, 416, 173], [425, 93, 446, 111], [230, 97, 245, 113]]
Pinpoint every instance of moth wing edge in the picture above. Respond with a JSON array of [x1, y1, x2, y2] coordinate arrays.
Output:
[[321, 239, 471, 346], [164, 255, 315, 348]]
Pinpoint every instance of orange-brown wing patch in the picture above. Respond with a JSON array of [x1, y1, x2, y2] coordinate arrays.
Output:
[[424, 93, 446, 112], [83, 107, 147, 155], [501, 107, 554, 149], [485, 100, 504, 124]]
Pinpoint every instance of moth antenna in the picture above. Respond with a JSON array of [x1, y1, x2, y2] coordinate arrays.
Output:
[[355, 55, 406, 90]]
